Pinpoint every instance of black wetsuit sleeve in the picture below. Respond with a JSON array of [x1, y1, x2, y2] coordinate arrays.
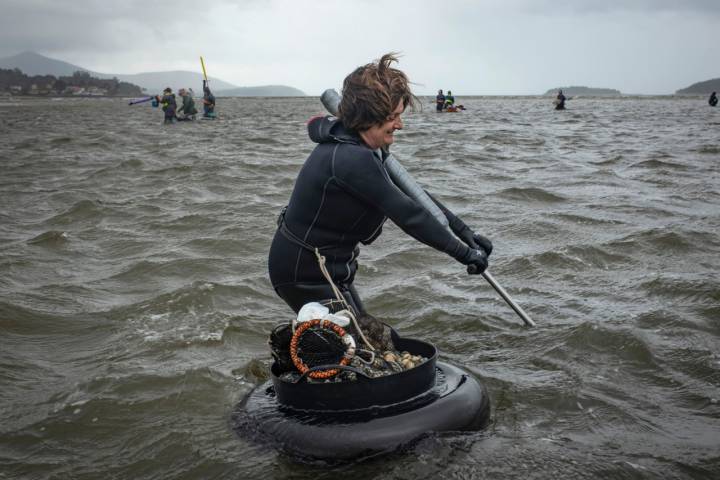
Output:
[[425, 190, 472, 236], [333, 146, 471, 262]]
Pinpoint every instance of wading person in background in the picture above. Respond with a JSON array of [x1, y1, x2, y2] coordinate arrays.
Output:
[[555, 89, 566, 110], [202, 80, 216, 118], [268, 53, 493, 317], [436, 89, 446, 112], [177, 88, 198, 121], [709, 91, 718, 107], [444, 90, 455, 109], [158, 87, 177, 123]]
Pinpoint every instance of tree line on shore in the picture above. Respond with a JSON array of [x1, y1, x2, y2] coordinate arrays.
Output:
[[0, 68, 143, 97]]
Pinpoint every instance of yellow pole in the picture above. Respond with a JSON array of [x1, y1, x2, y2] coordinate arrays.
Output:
[[200, 56, 208, 82]]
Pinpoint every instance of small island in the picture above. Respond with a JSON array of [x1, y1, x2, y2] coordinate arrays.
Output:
[[675, 78, 720, 95], [543, 86, 621, 96]]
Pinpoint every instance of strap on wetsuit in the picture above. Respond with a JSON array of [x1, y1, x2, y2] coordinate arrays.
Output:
[[276, 206, 338, 253]]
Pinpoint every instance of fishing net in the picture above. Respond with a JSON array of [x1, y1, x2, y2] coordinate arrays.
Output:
[[294, 325, 346, 367], [352, 312, 395, 352], [269, 296, 412, 383], [320, 299, 395, 352]]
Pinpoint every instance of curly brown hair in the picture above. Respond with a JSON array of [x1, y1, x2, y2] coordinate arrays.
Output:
[[338, 53, 418, 133]]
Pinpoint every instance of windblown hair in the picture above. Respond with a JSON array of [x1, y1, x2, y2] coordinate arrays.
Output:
[[338, 53, 418, 133]]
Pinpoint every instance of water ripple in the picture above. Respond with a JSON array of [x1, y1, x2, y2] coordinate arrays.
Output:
[[1, 96, 719, 478]]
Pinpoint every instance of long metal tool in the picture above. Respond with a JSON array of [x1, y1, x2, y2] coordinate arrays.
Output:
[[477, 268, 535, 327], [466, 264, 535, 326]]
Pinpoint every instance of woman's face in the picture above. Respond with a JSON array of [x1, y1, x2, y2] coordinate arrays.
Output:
[[360, 101, 405, 150]]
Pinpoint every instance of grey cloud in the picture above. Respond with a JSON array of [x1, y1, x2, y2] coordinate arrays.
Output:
[[1, 0, 716, 95], [513, 0, 720, 15], [0, 0, 238, 57]]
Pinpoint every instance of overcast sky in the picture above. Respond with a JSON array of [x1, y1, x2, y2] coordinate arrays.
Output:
[[1, 0, 718, 95]]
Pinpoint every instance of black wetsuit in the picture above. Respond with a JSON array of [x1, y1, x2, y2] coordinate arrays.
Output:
[[709, 93, 718, 107], [178, 94, 197, 120], [436, 93, 445, 112], [161, 93, 177, 123], [268, 116, 477, 314], [556, 93, 566, 110], [203, 81, 216, 117]]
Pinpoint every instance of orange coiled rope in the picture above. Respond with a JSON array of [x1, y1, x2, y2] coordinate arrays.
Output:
[[290, 319, 351, 379]]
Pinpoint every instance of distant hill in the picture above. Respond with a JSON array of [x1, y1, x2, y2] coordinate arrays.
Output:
[[675, 78, 720, 95], [543, 86, 622, 96], [216, 85, 306, 97], [0, 51, 305, 97], [0, 51, 84, 76], [0, 51, 237, 92]]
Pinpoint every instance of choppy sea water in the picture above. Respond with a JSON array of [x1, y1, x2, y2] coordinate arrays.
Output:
[[1, 96, 719, 479]]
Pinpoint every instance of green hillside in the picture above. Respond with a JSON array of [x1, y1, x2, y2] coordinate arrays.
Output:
[[675, 78, 720, 95]]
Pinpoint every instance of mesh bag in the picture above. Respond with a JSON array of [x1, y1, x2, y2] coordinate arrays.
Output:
[[290, 319, 352, 379], [319, 299, 395, 352], [293, 324, 346, 368]]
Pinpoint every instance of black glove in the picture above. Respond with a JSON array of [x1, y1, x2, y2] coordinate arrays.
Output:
[[459, 248, 488, 274], [456, 227, 493, 257], [471, 232, 493, 256]]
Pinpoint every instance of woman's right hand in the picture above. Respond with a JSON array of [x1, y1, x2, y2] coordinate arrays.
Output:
[[460, 248, 488, 274]]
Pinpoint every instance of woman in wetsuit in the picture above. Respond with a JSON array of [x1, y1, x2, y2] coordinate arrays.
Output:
[[202, 80, 216, 118], [177, 88, 198, 120], [158, 87, 177, 123], [268, 53, 492, 314]]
